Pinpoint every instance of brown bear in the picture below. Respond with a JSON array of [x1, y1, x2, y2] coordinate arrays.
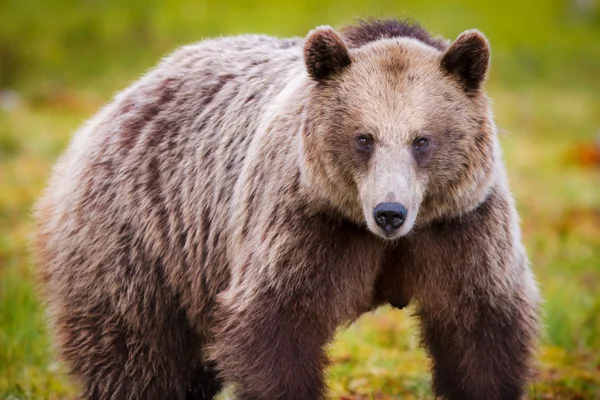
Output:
[[34, 19, 541, 400]]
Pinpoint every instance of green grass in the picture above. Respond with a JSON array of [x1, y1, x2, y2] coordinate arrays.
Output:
[[1, 0, 600, 398]]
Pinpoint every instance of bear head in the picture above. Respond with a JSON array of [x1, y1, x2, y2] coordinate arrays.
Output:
[[301, 20, 500, 240]]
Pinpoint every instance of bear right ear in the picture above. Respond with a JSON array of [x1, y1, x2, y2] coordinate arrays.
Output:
[[441, 29, 490, 92], [304, 26, 351, 82]]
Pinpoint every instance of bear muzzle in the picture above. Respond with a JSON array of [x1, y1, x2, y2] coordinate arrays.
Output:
[[373, 202, 408, 235]]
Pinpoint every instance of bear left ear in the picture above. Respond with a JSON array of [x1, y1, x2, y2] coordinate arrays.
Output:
[[441, 30, 490, 92], [304, 26, 351, 82]]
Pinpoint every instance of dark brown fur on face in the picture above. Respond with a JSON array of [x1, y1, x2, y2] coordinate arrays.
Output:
[[33, 18, 540, 400], [341, 18, 448, 50]]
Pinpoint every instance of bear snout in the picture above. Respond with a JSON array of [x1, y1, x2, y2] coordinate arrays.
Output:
[[373, 202, 407, 234]]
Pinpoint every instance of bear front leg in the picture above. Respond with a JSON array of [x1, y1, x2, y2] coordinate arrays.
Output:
[[405, 189, 540, 400], [211, 217, 384, 400], [212, 287, 330, 400], [418, 286, 539, 400]]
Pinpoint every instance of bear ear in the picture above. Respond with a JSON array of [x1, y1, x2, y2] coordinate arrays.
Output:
[[441, 29, 490, 92], [304, 26, 351, 82]]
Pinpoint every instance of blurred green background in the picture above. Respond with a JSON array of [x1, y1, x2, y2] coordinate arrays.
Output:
[[1, 0, 599, 398]]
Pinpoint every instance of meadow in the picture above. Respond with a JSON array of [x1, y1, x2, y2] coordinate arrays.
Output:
[[1, 0, 599, 398]]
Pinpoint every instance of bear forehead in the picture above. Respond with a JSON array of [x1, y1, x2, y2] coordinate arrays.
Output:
[[337, 19, 451, 85], [320, 41, 472, 140], [337, 40, 459, 109], [349, 37, 445, 75]]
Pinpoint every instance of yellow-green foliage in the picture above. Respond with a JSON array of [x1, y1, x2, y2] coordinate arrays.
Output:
[[1, 0, 599, 398]]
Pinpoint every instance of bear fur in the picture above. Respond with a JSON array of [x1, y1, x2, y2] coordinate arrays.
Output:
[[34, 19, 540, 400]]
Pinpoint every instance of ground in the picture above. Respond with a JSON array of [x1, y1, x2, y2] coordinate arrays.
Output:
[[0, 0, 599, 398]]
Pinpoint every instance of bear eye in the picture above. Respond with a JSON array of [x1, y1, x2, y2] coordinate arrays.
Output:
[[356, 135, 373, 151], [414, 137, 428, 150]]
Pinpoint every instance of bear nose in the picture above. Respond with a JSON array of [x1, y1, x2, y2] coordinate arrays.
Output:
[[373, 203, 407, 233]]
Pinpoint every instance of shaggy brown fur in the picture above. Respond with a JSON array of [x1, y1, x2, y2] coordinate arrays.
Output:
[[342, 18, 448, 50], [34, 19, 540, 400]]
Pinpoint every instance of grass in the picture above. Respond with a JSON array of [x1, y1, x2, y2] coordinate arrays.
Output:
[[1, 0, 599, 398]]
